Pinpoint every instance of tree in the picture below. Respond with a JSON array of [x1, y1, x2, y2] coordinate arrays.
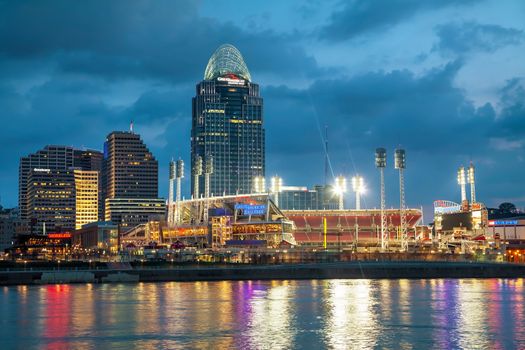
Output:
[[499, 202, 517, 213]]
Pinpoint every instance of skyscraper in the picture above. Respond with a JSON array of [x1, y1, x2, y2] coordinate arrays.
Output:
[[27, 169, 76, 234], [74, 170, 99, 230], [19, 146, 103, 223], [191, 44, 265, 197], [103, 131, 158, 199], [102, 131, 164, 229]]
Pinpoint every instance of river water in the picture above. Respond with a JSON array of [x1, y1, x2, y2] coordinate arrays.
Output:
[[1, 279, 524, 349]]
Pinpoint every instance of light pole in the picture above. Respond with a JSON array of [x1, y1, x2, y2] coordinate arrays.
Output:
[[375, 148, 388, 251], [351, 175, 364, 210], [193, 155, 203, 199], [458, 166, 466, 203], [270, 176, 282, 207], [334, 176, 347, 210], [252, 176, 266, 193], [467, 163, 476, 203], [395, 149, 407, 252]]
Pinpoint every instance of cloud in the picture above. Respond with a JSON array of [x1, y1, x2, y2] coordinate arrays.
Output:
[[434, 21, 524, 56], [319, 0, 474, 41], [489, 138, 523, 151], [263, 61, 525, 209], [0, 0, 326, 83]]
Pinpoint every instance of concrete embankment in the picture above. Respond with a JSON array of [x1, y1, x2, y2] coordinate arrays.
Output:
[[1, 261, 525, 285]]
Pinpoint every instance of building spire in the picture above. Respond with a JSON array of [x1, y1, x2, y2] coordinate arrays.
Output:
[[130, 120, 134, 133]]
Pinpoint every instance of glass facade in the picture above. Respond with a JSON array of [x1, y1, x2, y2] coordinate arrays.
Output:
[[192, 45, 265, 196]]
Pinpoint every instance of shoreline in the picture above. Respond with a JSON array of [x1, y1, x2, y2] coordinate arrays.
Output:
[[1, 261, 524, 285]]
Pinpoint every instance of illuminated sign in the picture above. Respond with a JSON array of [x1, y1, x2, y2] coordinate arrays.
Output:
[[489, 220, 518, 226], [33, 168, 51, 172], [232, 224, 281, 234], [433, 200, 461, 214], [48, 233, 72, 239], [217, 76, 245, 86], [206, 109, 225, 114], [235, 204, 266, 216]]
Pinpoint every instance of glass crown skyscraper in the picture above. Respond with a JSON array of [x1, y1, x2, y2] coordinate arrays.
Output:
[[191, 44, 265, 197]]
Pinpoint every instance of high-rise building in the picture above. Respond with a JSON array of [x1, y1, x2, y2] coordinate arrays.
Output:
[[19, 146, 103, 222], [102, 131, 164, 228], [27, 169, 76, 234], [74, 149, 104, 220], [19, 146, 75, 221], [103, 131, 158, 199], [74, 170, 99, 230], [191, 44, 265, 197]]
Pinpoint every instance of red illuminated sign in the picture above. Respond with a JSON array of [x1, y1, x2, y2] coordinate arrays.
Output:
[[48, 233, 72, 239]]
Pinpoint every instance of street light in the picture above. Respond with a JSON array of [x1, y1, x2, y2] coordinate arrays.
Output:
[[334, 176, 347, 210], [351, 175, 364, 210]]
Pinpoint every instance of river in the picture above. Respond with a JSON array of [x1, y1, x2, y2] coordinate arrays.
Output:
[[1, 279, 524, 349]]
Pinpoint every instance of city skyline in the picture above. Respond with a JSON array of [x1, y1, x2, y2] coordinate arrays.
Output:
[[0, 0, 524, 217]]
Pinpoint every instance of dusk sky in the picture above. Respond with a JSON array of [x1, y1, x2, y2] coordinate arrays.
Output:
[[1, 0, 524, 218]]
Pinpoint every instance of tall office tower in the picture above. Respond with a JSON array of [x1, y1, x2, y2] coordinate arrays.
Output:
[[102, 131, 164, 229], [27, 169, 76, 234], [74, 149, 103, 172], [103, 131, 158, 199], [19, 146, 75, 221], [74, 170, 99, 230], [191, 44, 265, 196], [74, 149, 104, 220]]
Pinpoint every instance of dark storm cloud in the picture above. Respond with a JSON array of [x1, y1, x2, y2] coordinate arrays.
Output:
[[319, 0, 474, 41], [0, 0, 325, 82], [434, 21, 524, 56]]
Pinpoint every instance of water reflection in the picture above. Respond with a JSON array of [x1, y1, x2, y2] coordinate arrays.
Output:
[[0, 279, 524, 349]]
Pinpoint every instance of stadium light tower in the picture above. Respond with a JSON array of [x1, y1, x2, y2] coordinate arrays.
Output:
[[204, 155, 214, 198], [467, 163, 476, 203], [252, 176, 266, 193], [203, 155, 213, 222], [395, 149, 408, 252], [270, 176, 282, 207], [375, 148, 388, 251], [334, 175, 347, 210], [351, 175, 364, 210], [168, 160, 175, 225], [193, 155, 203, 199], [458, 166, 467, 203], [175, 159, 184, 224]]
